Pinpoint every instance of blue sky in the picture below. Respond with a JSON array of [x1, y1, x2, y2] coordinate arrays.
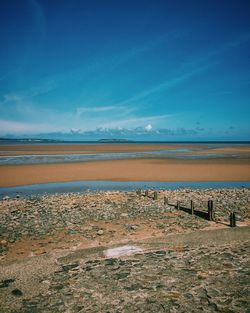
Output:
[[0, 0, 250, 140]]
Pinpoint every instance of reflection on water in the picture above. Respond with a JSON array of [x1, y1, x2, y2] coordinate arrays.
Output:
[[0, 148, 249, 165], [0, 149, 191, 165], [0, 180, 249, 199]]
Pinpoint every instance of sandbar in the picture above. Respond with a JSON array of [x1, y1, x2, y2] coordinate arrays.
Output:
[[0, 144, 249, 157], [0, 158, 249, 187], [0, 143, 203, 156]]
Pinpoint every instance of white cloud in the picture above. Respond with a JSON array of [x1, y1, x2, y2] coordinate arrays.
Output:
[[100, 114, 172, 129], [70, 128, 81, 134], [76, 106, 121, 116], [145, 124, 153, 131], [76, 105, 136, 118], [3, 94, 22, 102], [0, 119, 56, 134]]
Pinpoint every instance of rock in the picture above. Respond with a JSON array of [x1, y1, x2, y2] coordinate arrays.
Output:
[[105, 258, 117, 266], [124, 283, 143, 291], [11, 288, 23, 297], [0, 278, 15, 288], [67, 229, 78, 235], [53, 284, 64, 290], [197, 271, 209, 279], [0, 189, 249, 311], [116, 272, 130, 280], [125, 224, 137, 231], [121, 213, 128, 218], [62, 263, 79, 271], [166, 291, 181, 299], [0, 240, 8, 246]]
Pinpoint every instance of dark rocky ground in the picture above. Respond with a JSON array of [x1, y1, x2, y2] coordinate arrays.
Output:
[[0, 188, 249, 312], [20, 239, 250, 313]]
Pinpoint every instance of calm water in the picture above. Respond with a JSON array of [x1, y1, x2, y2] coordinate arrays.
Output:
[[0, 180, 249, 199], [0, 149, 192, 165], [1, 144, 249, 165]]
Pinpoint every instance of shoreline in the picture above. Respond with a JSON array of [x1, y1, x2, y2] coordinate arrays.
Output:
[[0, 143, 250, 156], [0, 157, 250, 187]]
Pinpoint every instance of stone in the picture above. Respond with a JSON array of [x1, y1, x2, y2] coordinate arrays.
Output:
[[105, 258, 117, 266], [11, 288, 23, 297], [62, 263, 79, 271], [121, 213, 128, 218], [0, 189, 249, 312], [197, 271, 209, 279], [0, 240, 8, 246], [0, 278, 15, 288], [97, 229, 104, 235], [116, 272, 130, 280], [124, 283, 143, 291], [166, 291, 181, 299]]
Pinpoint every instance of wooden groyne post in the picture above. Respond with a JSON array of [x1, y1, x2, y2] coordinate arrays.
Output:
[[164, 196, 168, 205], [230, 212, 236, 227], [191, 200, 194, 215], [176, 201, 180, 210], [136, 189, 141, 196], [153, 191, 158, 200], [208, 200, 214, 221], [145, 190, 149, 197]]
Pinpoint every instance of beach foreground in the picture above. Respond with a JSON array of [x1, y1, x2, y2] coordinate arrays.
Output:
[[0, 158, 250, 187], [0, 189, 249, 312]]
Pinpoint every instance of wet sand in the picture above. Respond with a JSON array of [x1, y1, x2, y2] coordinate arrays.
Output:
[[175, 146, 250, 156], [0, 158, 249, 187], [1, 143, 249, 186], [0, 143, 196, 156], [0, 143, 249, 157]]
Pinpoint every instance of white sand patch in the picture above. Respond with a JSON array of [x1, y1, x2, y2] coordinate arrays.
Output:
[[104, 245, 143, 258]]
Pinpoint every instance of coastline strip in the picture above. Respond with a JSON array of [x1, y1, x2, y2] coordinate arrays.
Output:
[[0, 158, 250, 187]]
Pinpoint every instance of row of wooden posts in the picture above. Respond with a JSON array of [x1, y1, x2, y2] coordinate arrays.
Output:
[[136, 189, 237, 227]]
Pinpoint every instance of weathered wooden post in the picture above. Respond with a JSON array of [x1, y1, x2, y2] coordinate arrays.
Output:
[[136, 189, 141, 196], [191, 200, 194, 215], [145, 190, 149, 197], [164, 196, 168, 205], [230, 212, 236, 227], [176, 200, 180, 210], [153, 191, 158, 200], [208, 200, 214, 221]]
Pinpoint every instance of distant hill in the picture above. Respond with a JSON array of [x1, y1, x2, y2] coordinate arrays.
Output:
[[0, 138, 60, 144], [98, 139, 133, 143]]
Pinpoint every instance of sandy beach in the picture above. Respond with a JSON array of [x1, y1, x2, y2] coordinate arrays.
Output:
[[0, 158, 250, 187], [0, 143, 200, 156], [0, 143, 249, 186], [0, 143, 250, 156]]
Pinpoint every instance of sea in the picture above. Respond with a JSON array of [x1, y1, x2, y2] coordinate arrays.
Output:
[[0, 139, 250, 166], [0, 139, 249, 198]]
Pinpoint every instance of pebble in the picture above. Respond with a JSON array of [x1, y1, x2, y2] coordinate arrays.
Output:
[[11, 288, 23, 297], [0, 188, 249, 313], [0, 240, 8, 246], [0, 188, 249, 249]]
